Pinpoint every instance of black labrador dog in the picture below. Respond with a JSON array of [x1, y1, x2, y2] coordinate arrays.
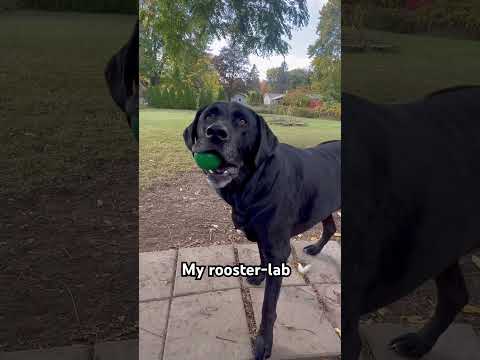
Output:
[[104, 19, 139, 139], [183, 101, 341, 359], [342, 86, 480, 359]]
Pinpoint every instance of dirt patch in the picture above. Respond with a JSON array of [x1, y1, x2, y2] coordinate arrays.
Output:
[[140, 170, 341, 252], [0, 160, 138, 351]]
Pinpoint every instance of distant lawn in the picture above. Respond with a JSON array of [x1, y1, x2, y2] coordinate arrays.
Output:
[[0, 11, 136, 195], [343, 29, 480, 103], [140, 108, 340, 190]]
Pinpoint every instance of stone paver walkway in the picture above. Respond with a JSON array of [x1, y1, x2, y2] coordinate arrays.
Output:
[[140, 241, 342, 360], [4, 240, 478, 359]]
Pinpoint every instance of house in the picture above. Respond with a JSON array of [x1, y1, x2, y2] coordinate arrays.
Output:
[[264, 93, 284, 105], [231, 93, 247, 104]]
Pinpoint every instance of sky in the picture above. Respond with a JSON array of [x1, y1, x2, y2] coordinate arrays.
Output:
[[209, 0, 327, 80]]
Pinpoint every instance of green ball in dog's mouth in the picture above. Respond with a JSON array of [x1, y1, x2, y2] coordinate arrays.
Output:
[[194, 152, 222, 171]]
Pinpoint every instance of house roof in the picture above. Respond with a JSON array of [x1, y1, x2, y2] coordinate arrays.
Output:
[[264, 93, 284, 99]]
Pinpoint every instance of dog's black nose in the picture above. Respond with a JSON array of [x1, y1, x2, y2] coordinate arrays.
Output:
[[205, 123, 229, 142]]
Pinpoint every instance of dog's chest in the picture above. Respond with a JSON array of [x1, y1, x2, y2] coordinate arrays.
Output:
[[231, 208, 247, 231], [230, 207, 257, 242]]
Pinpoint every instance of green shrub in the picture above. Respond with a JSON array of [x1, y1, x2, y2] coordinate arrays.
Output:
[[251, 103, 341, 120], [282, 88, 310, 107], [246, 90, 263, 106], [198, 88, 214, 108], [146, 85, 213, 110], [217, 87, 226, 101]]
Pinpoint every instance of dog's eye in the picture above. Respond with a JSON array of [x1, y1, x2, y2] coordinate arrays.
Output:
[[238, 119, 247, 127]]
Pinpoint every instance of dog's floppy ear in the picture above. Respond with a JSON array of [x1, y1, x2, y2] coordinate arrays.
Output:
[[105, 51, 126, 111], [124, 20, 139, 98], [104, 20, 139, 112], [183, 106, 207, 151], [254, 112, 278, 167]]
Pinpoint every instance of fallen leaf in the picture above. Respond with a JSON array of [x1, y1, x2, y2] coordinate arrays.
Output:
[[335, 328, 341, 337], [462, 305, 480, 315], [334, 232, 341, 237], [377, 308, 388, 316], [297, 263, 312, 274], [310, 236, 319, 241], [401, 315, 424, 324], [472, 255, 480, 270]]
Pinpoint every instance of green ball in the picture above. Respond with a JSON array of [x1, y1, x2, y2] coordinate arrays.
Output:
[[194, 152, 222, 171]]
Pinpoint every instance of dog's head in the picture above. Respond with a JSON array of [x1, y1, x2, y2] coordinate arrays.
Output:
[[105, 20, 139, 139], [183, 102, 278, 189]]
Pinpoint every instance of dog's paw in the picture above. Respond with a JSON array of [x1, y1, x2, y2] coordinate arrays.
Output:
[[390, 333, 433, 358], [254, 334, 272, 360], [303, 244, 322, 256], [246, 273, 266, 286]]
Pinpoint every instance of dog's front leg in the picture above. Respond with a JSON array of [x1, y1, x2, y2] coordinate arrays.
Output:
[[247, 243, 267, 286], [255, 264, 284, 360], [342, 299, 362, 360], [252, 229, 290, 359]]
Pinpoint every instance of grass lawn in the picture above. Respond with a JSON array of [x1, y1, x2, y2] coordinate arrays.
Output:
[[140, 108, 340, 190], [343, 29, 480, 103], [0, 11, 137, 195]]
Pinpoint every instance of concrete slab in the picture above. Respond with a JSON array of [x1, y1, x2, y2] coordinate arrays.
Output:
[[163, 289, 252, 360], [313, 284, 341, 330], [0, 345, 90, 360], [140, 250, 176, 301], [250, 286, 341, 359], [292, 241, 341, 284], [235, 243, 306, 287], [93, 340, 138, 360], [174, 245, 240, 296], [139, 300, 169, 360], [361, 323, 480, 360]]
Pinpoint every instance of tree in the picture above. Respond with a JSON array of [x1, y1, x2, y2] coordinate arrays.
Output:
[[246, 65, 260, 92], [278, 61, 289, 93], [266, 68, 280, 92], [140, 0, 209, 84], [259, 80, 270, 95], [213, 45, 249, 101], [139, 0, 309, 83], [307, 0, 341, 59], [310, 56, 340, 101], [308, 0, 341, 101], [287, 68, 310, 89], [266, 61, 289, 93], [139, 18, 164, 85]]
